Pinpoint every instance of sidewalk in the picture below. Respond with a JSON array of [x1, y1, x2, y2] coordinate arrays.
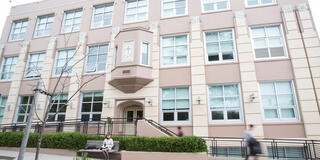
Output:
[[0, 149, 74, 160]]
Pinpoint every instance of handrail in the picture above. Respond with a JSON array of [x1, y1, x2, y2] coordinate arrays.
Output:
[[143, 118, 178, 137]]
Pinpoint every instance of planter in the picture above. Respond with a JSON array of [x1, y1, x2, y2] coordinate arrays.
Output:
[[121, 151, 207, 160]]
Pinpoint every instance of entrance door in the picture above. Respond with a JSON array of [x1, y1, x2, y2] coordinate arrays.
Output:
[[125, 108, 143, 123]]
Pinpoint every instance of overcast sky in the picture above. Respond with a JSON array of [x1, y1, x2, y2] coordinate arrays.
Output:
[[0, 0, 320, 38]]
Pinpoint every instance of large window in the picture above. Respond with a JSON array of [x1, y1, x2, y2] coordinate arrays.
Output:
[[0, 56, 18, 80], [16, 96, 33, 123], [80, 92, 103, 122], [161, 35, 188, 66], [25, 53, 46, 78], [208, 84, 242, 122], [205, 30, 235, 62], [9, 19, 28, 41], [141, 42, 149, 65], [259, 81, 299, 120], [162, 0, 187, 18], [202, 0, 230, 12], [247, 0, 276, 7], [62, 9, 82, 33], [34, 14, 54, 38], [0, 97, 7, 123], [86, 44, 108, 73], [161, 87, 191, 123], [92, 3, 113, 28], [251, 25, 286, 59], [48, 94, 68, 122], [54, 49, 75, 75], [125, 0, 148, 23]]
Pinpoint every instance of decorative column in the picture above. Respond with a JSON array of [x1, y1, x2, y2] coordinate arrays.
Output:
[[282, 4, 320, 139], [3, 41, 30, 124], [190, 16, 209, 137], [234, 11, 264, 138]]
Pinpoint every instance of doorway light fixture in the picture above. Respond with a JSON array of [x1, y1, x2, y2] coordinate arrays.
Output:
[[196, 96, 201, 104], [147, 98, 152, 105]]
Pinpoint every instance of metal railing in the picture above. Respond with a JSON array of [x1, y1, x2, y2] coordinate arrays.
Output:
[[143, 118, 178, 137], [203, 137, 320, 159]]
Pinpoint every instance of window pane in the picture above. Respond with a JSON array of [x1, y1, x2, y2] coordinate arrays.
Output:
[[206, 32, 218, 42], [162, 88, 175, 99], [176, 99, 189, 110], [81, 114, 90, 121], [175, 35, 187, 45], [162, 100, 175, 110], [269, 38, 282, 46], [254, 38, 267, 48], [225, 97, 240, 108], [260, 83, 276, 95], [92, 103, 102, 112], [207, 43, 219, 52], [267, 26, 281, 36], [261, 0, 274, 4], [210, 86, 223, 97], [17, 116, 25, 122], [163, 37, 174, 46], [49, 104, 57, 113], [227, 110, 240, 120], [94, 93, 103, 101], [163, 47, 174, 56], [276, 82, 292, 94], [163, 112, 174, 121], [220, 31, 233, 41], [252, 28, 265, 37], [212, 111, 224, 120], [264, 109, 278, 119], [281, 108, 295, 118], [208, 54, 219, 61], [210, 98, 224, 108], [57, 115, 65, 121], [224, 85, 238, 96], [262, 95, 277, 107], [176, 88, 189, 99], [92, 114, 101, 121], [177, 112, 189, 121], [270, 47, 285, 57], [81, 103, 91, 112]]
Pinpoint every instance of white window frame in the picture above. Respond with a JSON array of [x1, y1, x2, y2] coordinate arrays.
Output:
[[9, 19, 28, 42], [258, 80, 300, 122], [124, 0, 149, 24], [140, 42, 150, 66], [15, 95, 33, 123], [79, 92, 104, 122], [61, 8, 83, 33], [204, 29, 237, 64], [201, 0, 231, 13], [160, 87, 192, 125], [250, 24, 288, 61], [85, 44, 109, 74], [160, 34, 190, 68], [24, 52, 46, 78], [161, 0, 188, 19], [245, 0, 277, 7], [0, 96, 7, 123], [0, 56, 18, 81], [53, 48, 75, 76], [34, 14, 54, 38], [47, 94, 68, 122], [91, 3, 114, 29], [207, 84, 244, 124]]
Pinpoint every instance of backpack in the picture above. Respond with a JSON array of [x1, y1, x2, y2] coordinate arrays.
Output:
[[249, 138, 262, 155]]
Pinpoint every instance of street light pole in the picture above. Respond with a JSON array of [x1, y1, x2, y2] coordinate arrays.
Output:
[[17, 80, 41, 160]]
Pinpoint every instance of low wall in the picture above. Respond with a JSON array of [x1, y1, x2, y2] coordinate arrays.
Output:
[[136, 120, 168, 137], [121, 151, 207, 160]]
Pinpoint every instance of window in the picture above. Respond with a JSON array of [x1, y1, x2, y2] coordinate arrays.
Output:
[[212, 147, 242, 158], [62, 9, 82, 33], [92, 3, 113, 28], [122, 41, 134, 62], [86, 44, 108, 73], [208, 84, 242, 122], [267, 147, 306, 159], [34, 14, 54, 38], [25, 53, 46, 78], [80, 92, 103, 122], [141, 42, 149, 65], [0, 97, 7, 123], [161, 35, 188, 66], [54, 49, 75, 75], [162, 0, 187, 18], [0, 56, 18, 80], [125, 0, 148, 23], [48, 94, 68, 122], [202, 0, 230, 12], [161, 87, 191, 123], [16, 96, 33, 123], [205, 30, 235, 62], [251, 25, 286, 59], [247, 0, 276, 7], [114, 46, 118, 68], [259, 81, 298, 120], [9, 19, 28, 41]]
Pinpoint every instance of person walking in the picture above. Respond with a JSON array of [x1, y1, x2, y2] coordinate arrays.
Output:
[[101, 133, 114, 160], [244, 124, 261, 160], [177, 126, 184, 137]]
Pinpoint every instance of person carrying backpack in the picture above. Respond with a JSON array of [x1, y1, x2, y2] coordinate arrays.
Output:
[[244, 124, 261, 160]]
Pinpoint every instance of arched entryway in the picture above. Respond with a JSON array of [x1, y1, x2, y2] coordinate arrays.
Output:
[[123, 105, 144, 122]]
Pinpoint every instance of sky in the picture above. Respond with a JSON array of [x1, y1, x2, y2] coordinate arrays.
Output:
[[0, 0, 320, 38]]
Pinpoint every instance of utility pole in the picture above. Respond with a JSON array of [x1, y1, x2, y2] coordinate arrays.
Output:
[[18, 81, 41, 160]]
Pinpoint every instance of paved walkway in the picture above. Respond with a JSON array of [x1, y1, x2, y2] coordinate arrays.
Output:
[[0, 149, 75, 160]]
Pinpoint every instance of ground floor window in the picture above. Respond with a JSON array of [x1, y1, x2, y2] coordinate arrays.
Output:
[[0, 96, 7, 123], [267, 146, 306, 159], [48, 94, 68, 122], [211, 147, 243, 158], [80, 92, 103, 122], [16, 96, 33, 123]]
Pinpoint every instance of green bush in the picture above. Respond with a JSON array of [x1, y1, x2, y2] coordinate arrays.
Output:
[[0, 132, 207, 152]]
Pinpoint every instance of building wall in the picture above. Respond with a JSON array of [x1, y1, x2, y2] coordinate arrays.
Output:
[[0, 0, 319, 139]]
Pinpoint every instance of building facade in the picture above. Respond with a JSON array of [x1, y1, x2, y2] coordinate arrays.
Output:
[[0, 0, 320, 139]]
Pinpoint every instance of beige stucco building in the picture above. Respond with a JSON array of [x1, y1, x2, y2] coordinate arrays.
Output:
[[0, 0, 320, 140]]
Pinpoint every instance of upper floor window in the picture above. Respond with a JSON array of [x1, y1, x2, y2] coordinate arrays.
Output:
[[125, 0, 148, 23], [86, 44, 108, 73], [92, 3, 114, 28], [162, 0, 187, 18], [141, 42, 149, 66], [0, 96, 7, 123], [251, 25, 286, 59], [208, 84, 242, 122], [259, 81, 299, 121], [9, 19, 28, 41], [54, 49, 75, 75], [247, 0, 276, 7], [0, 56, 18, 80], [161, 87, 191, 124], [202, 0, 230, 12], [48, 94, 68, 122], [25, 53, 46, 78], [62, 9, 82, 33], [80, 92, 103, 122], [205, 30, 235, 63], [16, 96, 33, 123], [34, 14, 54, 38], [161, 35, 188, 67]]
